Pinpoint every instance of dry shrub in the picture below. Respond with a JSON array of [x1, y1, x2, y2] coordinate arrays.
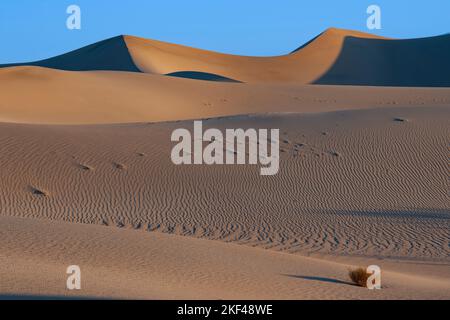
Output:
[[348, 267, 369, 287]]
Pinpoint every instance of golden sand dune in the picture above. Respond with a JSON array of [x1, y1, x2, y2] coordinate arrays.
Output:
[[1, 216, 449, 299], [0, 28, 449, 299], [2, 28, 450, 86], [124, 28, 384, 84], [0, 66, 449, 124]]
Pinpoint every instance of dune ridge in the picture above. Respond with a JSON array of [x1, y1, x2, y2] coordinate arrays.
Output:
[[0, 27, 449, 299], [1, 28, 450, 86], [1, 36, 140, 73]]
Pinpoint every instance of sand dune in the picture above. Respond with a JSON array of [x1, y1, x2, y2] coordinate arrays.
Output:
[[1, 215, 448, 299], [2, 28, 450, 86], [0, 66, 449, 124], [1, 35, 140, 73], [0, 28, 449, 299], [314, 33, 450, 87], [0, 107, 448, 261]]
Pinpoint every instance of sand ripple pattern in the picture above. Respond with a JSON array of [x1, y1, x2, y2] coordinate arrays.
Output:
[[0, 107, 448, 261]]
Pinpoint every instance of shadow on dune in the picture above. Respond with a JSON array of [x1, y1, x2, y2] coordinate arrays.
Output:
[[283, 274, 355, 286], [290, 31, 325, 54], [313, 34, 450, 87], [320, 208, 450, 220], [2, 31, 449, 87], [0, 36, 141, 72], [165, 71, 242, 83]]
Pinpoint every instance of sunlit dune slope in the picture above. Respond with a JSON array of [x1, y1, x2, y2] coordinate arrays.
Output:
[[1, 66, 449, 124], [1, 28, 450, 86]]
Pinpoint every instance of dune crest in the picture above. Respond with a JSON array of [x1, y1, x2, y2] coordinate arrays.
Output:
[[1, 36, 140, 73], [1, 28, 450, 86], [0, 27, 449, 300]]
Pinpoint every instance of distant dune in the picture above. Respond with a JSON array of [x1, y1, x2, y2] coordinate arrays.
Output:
[[0, 35, 141, 73], [0, 28, 449, 299], [2, 28, 450, 86], [1, 66, 449, 124]]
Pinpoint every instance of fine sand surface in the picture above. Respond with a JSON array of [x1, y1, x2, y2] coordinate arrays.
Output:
[[0, 107, 448, 259], [1, 215, 449, 300], [1, 66, 450, 124], [0, 107, 449, 299], [0, 29, 449, 299]]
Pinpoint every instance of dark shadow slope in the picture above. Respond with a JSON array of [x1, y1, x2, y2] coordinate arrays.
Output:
[[314, 34, 450, 87], [165, 71, 242, 82], [0, 36, 141, 72]]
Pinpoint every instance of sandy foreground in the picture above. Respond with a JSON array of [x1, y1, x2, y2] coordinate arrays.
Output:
[[0, 28, 449, 299], [1, 215, 449, 300], [0, 107, 448, 299]]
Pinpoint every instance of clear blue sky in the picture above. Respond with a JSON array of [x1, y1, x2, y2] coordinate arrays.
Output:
[[0, 0, 448, 63]]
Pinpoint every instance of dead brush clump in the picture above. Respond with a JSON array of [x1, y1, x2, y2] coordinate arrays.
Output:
[[348, 267, 370, 287]]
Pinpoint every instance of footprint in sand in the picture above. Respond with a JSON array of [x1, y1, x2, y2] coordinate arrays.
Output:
[[328, 150, 340, 157], [116, 221, 125, 228], [133, 222, 142, 230], [29, 186, 48, 197], [77, 163, 94, 171], [113, 162, 127, 170]]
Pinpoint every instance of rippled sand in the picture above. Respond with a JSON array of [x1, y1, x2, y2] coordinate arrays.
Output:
[[0, 28, 449, 299]]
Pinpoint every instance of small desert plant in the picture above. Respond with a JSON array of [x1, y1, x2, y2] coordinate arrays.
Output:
[[348, 267, 370, 287]]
